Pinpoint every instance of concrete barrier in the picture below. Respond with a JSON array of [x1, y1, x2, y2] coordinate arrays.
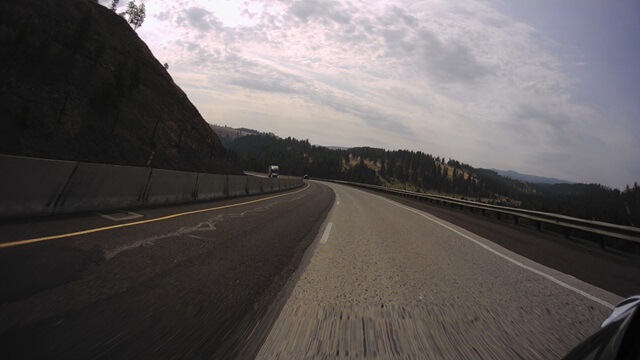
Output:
[[143, 169, 198, 206], [0, 155, 305, 219], [0, 155, 77, 218], [55, 163, 151, 214], [247, 176, 263, 195], [262, 178, 275, 192], [227, 175, 248, 197], [197, 173, 227, 200]]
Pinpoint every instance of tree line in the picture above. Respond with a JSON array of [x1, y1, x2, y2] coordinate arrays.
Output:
[[226, 134, 639, 227]]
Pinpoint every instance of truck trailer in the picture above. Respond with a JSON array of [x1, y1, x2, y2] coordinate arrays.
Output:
[[268, 165, 279, 178]]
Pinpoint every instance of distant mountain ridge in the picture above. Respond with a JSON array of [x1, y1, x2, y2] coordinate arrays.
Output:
[[225, 132, 640, 227], [215, 126, 571, 185], [490, 169, 574, 185]]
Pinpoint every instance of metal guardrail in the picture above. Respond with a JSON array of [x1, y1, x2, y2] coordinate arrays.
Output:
[[316, 178, 640, 247]]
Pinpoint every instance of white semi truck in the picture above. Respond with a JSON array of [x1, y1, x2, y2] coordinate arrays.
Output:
[[268, 165, 279, 178]]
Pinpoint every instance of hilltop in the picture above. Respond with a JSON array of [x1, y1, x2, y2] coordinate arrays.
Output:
[[209, 124, 276, 147], [0, 0, 239, 174]]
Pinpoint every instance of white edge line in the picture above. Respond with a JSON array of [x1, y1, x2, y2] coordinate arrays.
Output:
[[320, 222, 333, 244], [377, 196, 615, 310]]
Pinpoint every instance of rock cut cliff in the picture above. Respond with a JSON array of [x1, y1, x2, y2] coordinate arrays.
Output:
[[0, 0, 240, 174]]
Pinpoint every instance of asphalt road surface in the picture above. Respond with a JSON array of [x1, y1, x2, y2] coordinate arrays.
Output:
[[0, 182, 334, 359], [1, 180, 638, 359], [257, 181, 633, 359]]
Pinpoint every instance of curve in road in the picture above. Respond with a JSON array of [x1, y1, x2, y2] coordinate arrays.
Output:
[[0, 182, 334, 359], [258, 181, 623, 359]]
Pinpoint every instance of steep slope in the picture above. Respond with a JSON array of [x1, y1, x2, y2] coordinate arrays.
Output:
[[0, 0, 240, 174]]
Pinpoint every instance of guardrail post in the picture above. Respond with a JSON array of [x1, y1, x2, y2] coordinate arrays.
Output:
[[563, 227, 570, 239], [599, 235, 605, 250], [496, 212, 502, 220], [513, 215, 519, 225], [536, 221, 542, 231], [481, 209, 486, 216]]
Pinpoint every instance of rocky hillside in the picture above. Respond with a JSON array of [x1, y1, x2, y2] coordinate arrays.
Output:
[[0, 0, 240, 174]]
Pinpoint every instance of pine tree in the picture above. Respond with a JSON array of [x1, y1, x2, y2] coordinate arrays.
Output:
[[121, 1, 146, 30]]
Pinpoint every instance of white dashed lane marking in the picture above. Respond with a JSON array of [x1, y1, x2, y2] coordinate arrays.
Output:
[[320, 222, 333, 244]]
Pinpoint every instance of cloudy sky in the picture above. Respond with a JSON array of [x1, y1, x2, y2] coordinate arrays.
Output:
[[108, 0, 639, 189]]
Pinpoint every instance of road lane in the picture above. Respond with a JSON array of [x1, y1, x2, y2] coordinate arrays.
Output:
[[0, 184, 311, 249], [356, 186, 640, 298], [258, 182, 623, 359], [380, 197, 617, 310], [0, 181, 334, 359]]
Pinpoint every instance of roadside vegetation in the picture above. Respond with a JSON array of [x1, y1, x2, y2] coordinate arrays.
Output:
[[226, 132, 640, 227]]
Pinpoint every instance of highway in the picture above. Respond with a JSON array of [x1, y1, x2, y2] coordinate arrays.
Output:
[[1, 180, 638, 358], [257, 182, 634, 359]]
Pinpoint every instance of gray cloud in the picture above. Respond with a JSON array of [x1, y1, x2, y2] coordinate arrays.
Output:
[[226, 61, 310, 94], [509, 101, 580, 150], [178, 7, 223, 32], [416, 30, 491, 83], [229, 76, 300, 94], [222, 58, 409, 137], [378, 18, 491, 84], [288, 0, 352, 24], [156, 10, 172, 22], [390, 5, 418, 26], [317, 90, 414, 138], [174, 40, 218, 66], [139, 0, 639, 187]]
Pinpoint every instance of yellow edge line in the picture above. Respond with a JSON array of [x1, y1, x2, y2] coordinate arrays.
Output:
[[0, 184, 310, 249]]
